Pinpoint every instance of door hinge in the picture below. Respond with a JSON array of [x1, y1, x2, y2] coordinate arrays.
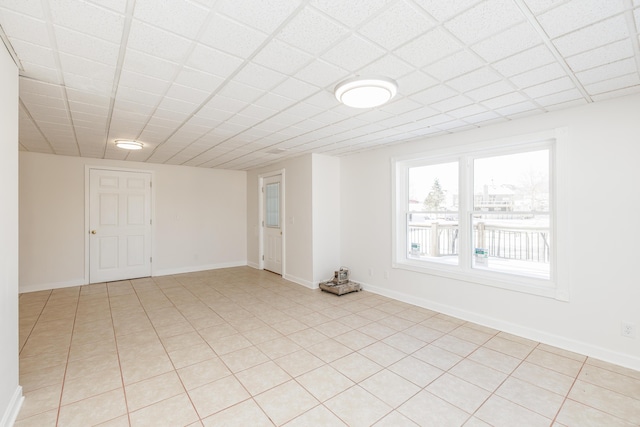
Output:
[[261, 187, 264, 193], [150, 181, 152, 188], [150, 257, 152, 263], [262, 255, 264, 260], [150, 218, 152, 225], [262, 220, 264, 227]]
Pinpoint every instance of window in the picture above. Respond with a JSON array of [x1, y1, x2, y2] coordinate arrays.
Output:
[[393, 131, 568, 299]]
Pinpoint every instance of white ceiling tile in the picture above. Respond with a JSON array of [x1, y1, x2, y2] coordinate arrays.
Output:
[[253, 39, 314, 74], [69, 99, 110, 116], [396, 71, 438, 96], [186, 44, 244, 78], [379, 98, 423, 115], [128, 19, 193, 63], [585, 72, 640, 95], [122, 49, 181, 81], [310, 0, 393, 27], [522, 0, 567, 15], [116, 86, 162, 107], [446, 103, 488, 119], [422, 50, 484, 82], [523, 76, 576, 99], [49, 0, 125, 43], [510, 63, 566, 88], [591, 85, 640, 101], [19, 61, 60, 84], [537, 0, 625, 39], [471, 22, 542, 63], [157, 96, 198, 115], [576, 58, 637, 86], [359, 1, 434, 50], [482, 91, 528, 109], [0, 8, 50, 46], [20, 79, 63, 97], [54, 26, 120, 66], [218, 81, 263, 103], [301, 91, 338, 109], [277, 7, 348, 55], [271, 77, 320, 99], [217, 0, 303, 33], [59, 53, 115, 84], [295, 59, 349, 88], [234, 63, 287, 90], [413, 0, 482, 22], [359, 55, 415, 80], [322, 35, 386, 71], [198, 14, 268, 58], [0, 0, 44, 18], [118, 69, 169, 93], [133, 0, 209, 39], [430, 94, 474, 112], [444, 0, 525, 45], [9, 39, 56, 69], [174, 68, 224, 93], [446, 67, 501, 92], [86, 0, 128, 14], [492, 45, 555, 76], [535, 88, 583, 106], [396, 27, 462, 68], [552, 15, 628, 57], [566, 39, 633, 73], [205, 94, 248, 114], [462, 110, 501, 124], [240, 104, 278, 121], [253, 92, 297, 111], [165, 83, 210, 105], [410, 84, 458, 105], [63, 72, 113, 96]]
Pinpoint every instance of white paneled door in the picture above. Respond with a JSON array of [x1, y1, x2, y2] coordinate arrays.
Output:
[[263, 175, 282, 275], [89, 169, 152, 283]]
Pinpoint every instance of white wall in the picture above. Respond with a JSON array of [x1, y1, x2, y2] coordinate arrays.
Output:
[[341, 93, 640, 371], [0, 43, 22, 426], [312, 154, 341, 284], [19, 152, 247, 292], [247, 155, 314, 287]]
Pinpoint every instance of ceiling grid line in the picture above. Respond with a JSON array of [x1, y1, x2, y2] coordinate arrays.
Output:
[[103, 0, 137, 159]]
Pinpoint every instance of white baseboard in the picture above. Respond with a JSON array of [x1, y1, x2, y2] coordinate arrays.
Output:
[[19, 278, 85, 294], [362, 281, 640, 372], [283, 273, 316, 289], [247, 261, 260, 269], [153, 261, 248, 277], [0, 386, 23, 427]]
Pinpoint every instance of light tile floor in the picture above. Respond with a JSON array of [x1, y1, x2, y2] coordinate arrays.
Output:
[[15, 267, 640, 426]]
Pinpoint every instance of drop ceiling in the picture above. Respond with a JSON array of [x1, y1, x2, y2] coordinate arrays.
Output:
[[1, 0, 639, 170]]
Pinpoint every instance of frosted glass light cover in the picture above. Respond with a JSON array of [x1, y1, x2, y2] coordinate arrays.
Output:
[[334, 76, 398, 108]]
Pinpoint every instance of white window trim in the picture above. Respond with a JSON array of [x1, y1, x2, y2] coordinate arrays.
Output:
[[392, 129, 570, 301]]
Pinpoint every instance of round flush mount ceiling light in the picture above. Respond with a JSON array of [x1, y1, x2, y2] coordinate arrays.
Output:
[[334, 76, 398, 108], [115, 140, 143, 150]]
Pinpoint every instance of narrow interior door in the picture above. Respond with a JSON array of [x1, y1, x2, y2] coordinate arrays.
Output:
[[263, 175, 282, 275], [89, 169, 152, 283]]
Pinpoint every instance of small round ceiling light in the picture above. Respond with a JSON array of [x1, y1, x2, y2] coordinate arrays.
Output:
[[115, 140, 143, 150], [334, 76, 398, 108]]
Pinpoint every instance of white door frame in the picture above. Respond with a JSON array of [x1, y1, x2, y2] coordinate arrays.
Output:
[[258, 169, 285, 275], [84, 166, 156, 284]]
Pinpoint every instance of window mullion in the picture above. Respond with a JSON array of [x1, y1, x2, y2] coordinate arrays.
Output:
[[458, 155, 471, 271]]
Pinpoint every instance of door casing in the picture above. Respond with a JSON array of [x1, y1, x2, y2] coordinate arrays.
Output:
[[84, 166, 156, 284], [258, 169, 285, 276]]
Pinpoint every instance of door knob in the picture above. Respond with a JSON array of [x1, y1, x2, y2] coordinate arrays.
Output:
[[91, 230, 97, 234]]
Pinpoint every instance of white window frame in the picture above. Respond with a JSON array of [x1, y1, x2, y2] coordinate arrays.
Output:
[[392, 129, 570, 301]]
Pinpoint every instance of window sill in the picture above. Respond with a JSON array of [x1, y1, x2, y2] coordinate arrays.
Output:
[[392, 259, 568, 301]]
